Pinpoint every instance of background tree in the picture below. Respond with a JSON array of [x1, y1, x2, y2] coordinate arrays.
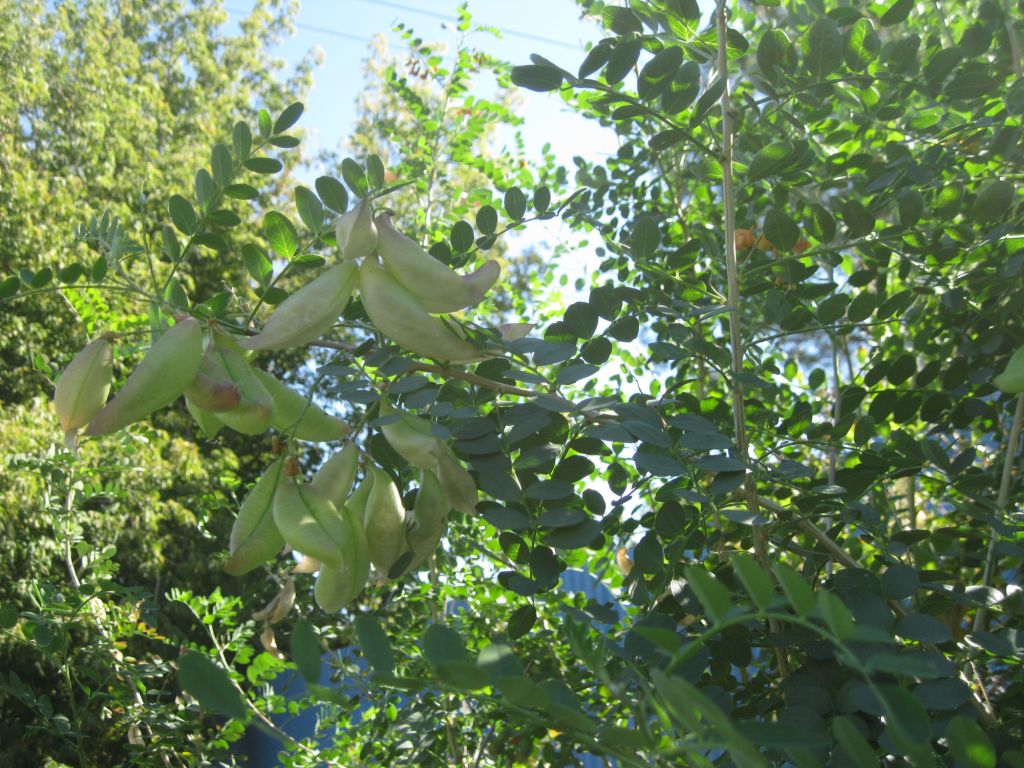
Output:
[[0, 0, 316, 763]]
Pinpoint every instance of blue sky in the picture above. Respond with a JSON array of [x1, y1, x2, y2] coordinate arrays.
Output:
[[223, 0, 619, 171]]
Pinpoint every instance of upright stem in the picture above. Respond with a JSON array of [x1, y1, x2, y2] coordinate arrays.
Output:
[[974, 392, 1024, 631], [715, 2, 765, 565]]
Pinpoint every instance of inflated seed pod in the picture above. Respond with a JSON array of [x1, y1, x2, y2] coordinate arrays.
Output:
[[254, 369, 348, 442], [55, 336, 113, 448], [379, 394, 441, 469], [311, 442, 359, 508], [313, 505, 371, 611], [241, 262, 358, 351], [272, 476, 349, 567], [359, 258, 483, 363], [224, 458, 287, 575], [362, 464, 408, 575], [406, 469, 448, 571], [85, 318, 203, 437], [435, 448, 478, 516], [375, 213, 500, 314], [993, 344, 1024, 394], [184, 350, 242, 412], [185, 394, 224, 438], [335, 198, 377, 261]]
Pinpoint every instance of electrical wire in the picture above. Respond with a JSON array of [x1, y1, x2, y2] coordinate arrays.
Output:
[[351, 0, 584, 50]]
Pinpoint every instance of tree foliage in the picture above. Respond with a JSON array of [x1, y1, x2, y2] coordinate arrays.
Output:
[[2, 0, 1024, 766]]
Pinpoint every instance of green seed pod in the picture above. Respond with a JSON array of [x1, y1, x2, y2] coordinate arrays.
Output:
[[225, 459, 286, 575], [363, 464, 408, 575], [311, 442, 359, 508], [54, 336, 113, 448], [335, 198, 377, 261], [379, 393, 441, 469], [407, 469, 449, 571], [435, 448, 478, 515], [313, 505, 371, 611], [359, 258, 483, 363], [85, 318, 203, 437], [241, 261, 358, 351], [375, 213, 500, 313], [254, 369, 349, 442], [272, 477, 349, 567], [993, 344, 1024, 394]]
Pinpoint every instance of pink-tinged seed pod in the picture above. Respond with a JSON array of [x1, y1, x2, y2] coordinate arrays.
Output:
[[206, 345, 274, 435], [85, 318, 203, 437], [54, 336, 114, 449]]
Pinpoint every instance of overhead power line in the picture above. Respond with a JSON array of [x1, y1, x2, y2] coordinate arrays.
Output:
[[351, 0, 584, 51]]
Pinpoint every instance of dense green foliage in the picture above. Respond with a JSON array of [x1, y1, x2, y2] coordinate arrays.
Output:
[[2, 0, 1023, 766]]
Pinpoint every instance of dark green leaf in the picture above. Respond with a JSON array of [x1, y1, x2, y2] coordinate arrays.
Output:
[[341, 158, 369, 197], [946, 716, 996, 768], [757, 29, 795, 79], [422, 623, 467, 667], [631, 216, 661, 257], [0, 276, 20, 300], [273, 102, 304, 133], [168, 195, 197, 236], [295, 186, 325, 233], [690, 77, 726, 126], [605, 39, 642, 85], [504, 187, 527, 220], [774, 563, 815, 615], [211, 143, 234, 186], [685, 566, 731, 622], [315, 176, 349, 213], [510, 64, 564, 92], [763, 208, 800, 250], [450, 221, 475, 252], [534, 186, 551, 213], [257, 108, 272, 138], [232, 121, 252, 161], [177, 651, 247, 720], [507, 605, 537, 639], [879, 0, 913, 26], [476, 205, 498, 235], [291, 618, 321, 683], [731, 553, 773, 610], [367, 155, 385, 188], [832, 716, 878, 768], [803, 18, 843, 78], [845, 18, 880, 71], [354, 615, 395, 678], [224, 183, 259, 200], [244, 157, 283, 174]]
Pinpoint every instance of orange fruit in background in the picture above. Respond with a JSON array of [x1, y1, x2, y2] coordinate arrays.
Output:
[[734, 228, 755, 250]]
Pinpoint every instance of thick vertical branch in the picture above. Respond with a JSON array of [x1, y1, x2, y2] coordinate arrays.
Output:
[[974, 392, 1024, 631]]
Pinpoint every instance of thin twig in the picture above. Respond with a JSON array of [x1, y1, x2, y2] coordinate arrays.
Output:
[[974, 392, 1024, 631]]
